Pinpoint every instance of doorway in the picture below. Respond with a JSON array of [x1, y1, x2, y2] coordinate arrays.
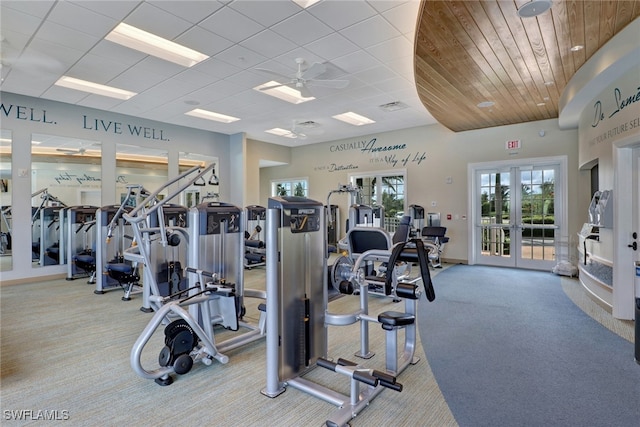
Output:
[[470, 157, 567, 271]]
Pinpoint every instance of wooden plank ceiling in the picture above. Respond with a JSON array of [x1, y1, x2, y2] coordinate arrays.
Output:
[[414, 0, 640, 132]]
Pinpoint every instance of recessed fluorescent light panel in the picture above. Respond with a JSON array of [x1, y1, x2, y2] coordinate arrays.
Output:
[[293, 0, 321, 8], [332, 112, 375, 126], [265, 128, 296, 138], [55, 76, 137, 100], [254, 81, 315, 104], [185, 109, 240, 123], [105, 23, 209, 67]]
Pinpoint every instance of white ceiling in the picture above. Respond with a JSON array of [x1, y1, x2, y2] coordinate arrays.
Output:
[[0, 0, 438, 148]]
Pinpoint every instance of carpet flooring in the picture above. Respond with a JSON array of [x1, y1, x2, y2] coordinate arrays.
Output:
[[418, 264, 639, 427]]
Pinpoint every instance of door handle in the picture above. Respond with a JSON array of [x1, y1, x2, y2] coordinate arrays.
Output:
[[629, 242, 638, 251]]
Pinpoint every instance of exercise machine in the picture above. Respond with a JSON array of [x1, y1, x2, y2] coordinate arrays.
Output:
[[65, 205, 98, 282], [0, 205, 12, 256], [188, 201, 266, 347], [244, 205, 266, 269], [130, 200, 267, 386], [330, 217, 413, 299], [31, 188, 67, 265], [262, 196, 436, 427], [123, 164, 214, 313], [95, 185, 150, 297], [408, 204, 425, 238], [421, 226, 449, 268]]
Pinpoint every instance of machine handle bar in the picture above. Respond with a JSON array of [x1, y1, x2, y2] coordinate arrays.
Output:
[[124, 163, 215, 223]]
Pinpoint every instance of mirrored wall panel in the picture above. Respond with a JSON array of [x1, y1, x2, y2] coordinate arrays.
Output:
[[31, 134, 101, 267], [116, 144, 169, 204], [1, 130, 12, 272], [179, 152, 219, 207]]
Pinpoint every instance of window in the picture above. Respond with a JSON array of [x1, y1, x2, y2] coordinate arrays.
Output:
[[349, 170, 406, 232], [271, 178, 308, 197]]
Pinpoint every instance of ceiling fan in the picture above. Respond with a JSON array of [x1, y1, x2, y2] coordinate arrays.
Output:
[[285, 120, 324, 139], [256, 58, 349, 98], [56, 147, 88, 155]]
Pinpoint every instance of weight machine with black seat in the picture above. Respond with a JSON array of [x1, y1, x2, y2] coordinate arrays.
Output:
[[262, 196, 436, 427], [65, 205, 98, 282], [421, 226, 449, 268], [244, 205, 266, 269], [94, 184, 150, 298]]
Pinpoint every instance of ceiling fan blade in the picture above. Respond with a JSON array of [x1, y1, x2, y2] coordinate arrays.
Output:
[[301, 62, 327, 80], [255, 67, 292, 81], [307, 79, 350, 89], [297, 85, 314, 99], [56, 148, 79, 153]]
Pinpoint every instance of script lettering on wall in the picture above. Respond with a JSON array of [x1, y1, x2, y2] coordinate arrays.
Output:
[[0, 103, 56, 125], [321, 137, 427, 171], [82, 115, 169, 141], [589, 85, 640, 146]]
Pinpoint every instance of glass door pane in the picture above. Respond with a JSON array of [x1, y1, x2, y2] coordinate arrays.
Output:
[[478, 170, 514, 266], [518, 167, 556, 266]]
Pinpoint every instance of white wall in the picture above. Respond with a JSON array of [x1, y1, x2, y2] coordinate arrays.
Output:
[[260, 119, 580, 264]]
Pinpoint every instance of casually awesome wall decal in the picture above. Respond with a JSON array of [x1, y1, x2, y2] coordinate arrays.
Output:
[[321, 136, 427, 171]]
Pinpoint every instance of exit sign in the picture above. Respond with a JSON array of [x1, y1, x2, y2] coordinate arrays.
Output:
[[506, 139, 521, 150]]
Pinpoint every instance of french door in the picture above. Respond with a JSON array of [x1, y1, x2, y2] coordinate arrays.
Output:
[[472, 158, 565, 271]]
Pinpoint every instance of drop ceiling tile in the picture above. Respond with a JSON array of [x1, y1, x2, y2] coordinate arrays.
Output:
[[381, 1, 420, 34], [40, 85, 90, 104], [308, 0, 377, 31], [366, 36, 413, 62], [148, 0, 225, 24], [123, 2, 192, 39], [340, 15, 401, 49], [175, 26, 234, 57], [271, 10, 334, 46], [108, 65, 169, 93], [305, 32, 360, 61], [214, 44, 268, 69], [46, 1, 117, 37], [228, 0, 301, 27], [198, 6, 264, 44], [36, 21, 101, 53], [352, 64, 397, 84], [67, 53, 132, 83], [1, 0, 55, 18], [91, 39, 147, 65], [240, 29, 298, 60], [332, 50, 381, 74], [70, 0, 140, 21], [192, 59, 242, 80], [77, 94, 125, 111], [0, 5, 47, 37], [366, 1, 408, 14]]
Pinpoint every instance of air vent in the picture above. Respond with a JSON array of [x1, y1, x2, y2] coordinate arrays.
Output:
[[379, 101, 408, 112]]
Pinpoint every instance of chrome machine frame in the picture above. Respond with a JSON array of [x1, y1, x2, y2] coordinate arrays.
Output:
[[123, 165, 214, 313], [262, 195, 435, 427]]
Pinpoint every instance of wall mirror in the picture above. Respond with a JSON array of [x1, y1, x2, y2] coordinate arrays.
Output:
[[31, 133, 101, 267], [179, 152, 219, 208], [116, 144, 169, 204], [0, 129, 12, 272]]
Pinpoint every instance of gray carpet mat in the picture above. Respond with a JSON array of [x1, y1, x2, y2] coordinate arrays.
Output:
[[418, 264, 640, 427]]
